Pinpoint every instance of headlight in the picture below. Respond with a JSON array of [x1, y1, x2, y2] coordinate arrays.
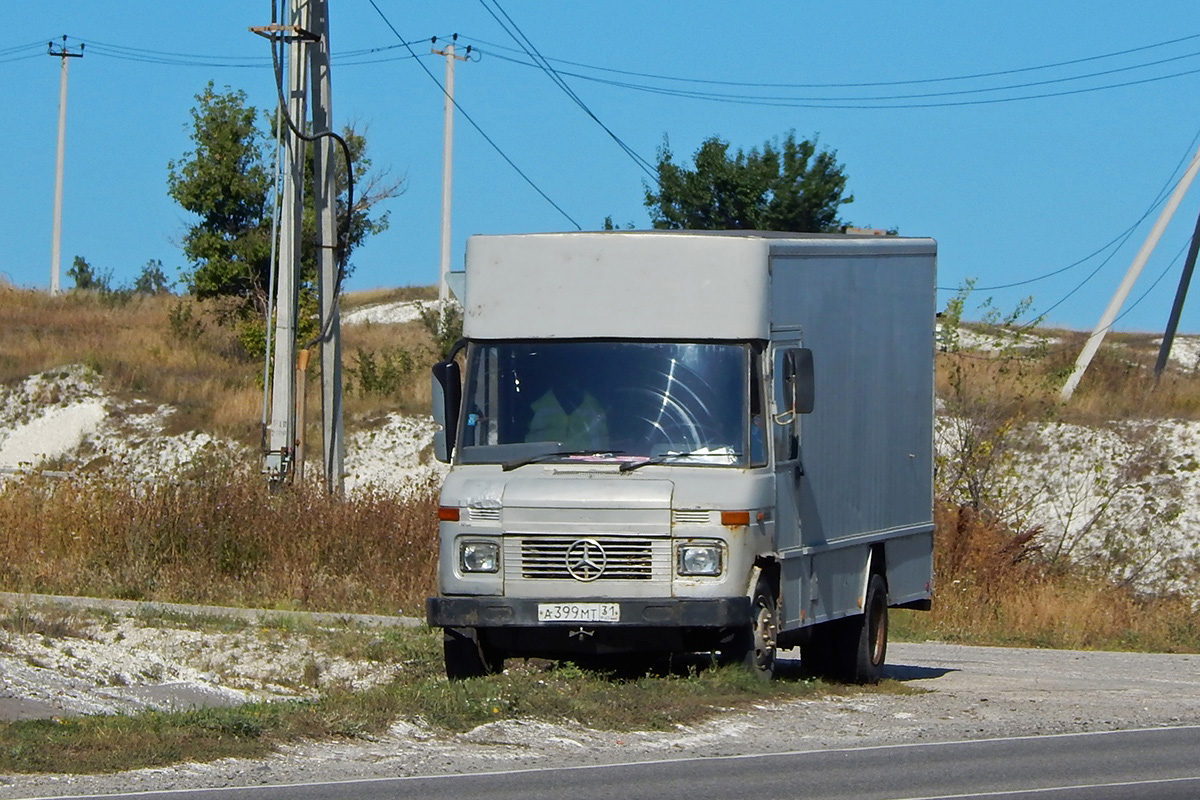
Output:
[[460, 541, 499, 573], [678, 543, 723, 576]]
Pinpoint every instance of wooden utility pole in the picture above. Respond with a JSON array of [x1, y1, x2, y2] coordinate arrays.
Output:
[[47, 36, 83, 296], [1154, 206, 1200, 380]]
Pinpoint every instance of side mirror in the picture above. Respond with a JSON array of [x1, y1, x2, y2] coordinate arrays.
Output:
[[431, 359, 462, 462], [784, 348, 815, 415]]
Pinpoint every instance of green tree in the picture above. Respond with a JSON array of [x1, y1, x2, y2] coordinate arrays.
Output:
[[644, 131, 853, 232], [167, 82, 401, 317], [168, 83, 271, 311], [134, 259, 171, 295], [68, 256, 112, 292]]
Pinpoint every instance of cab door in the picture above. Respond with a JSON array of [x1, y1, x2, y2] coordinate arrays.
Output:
[[771, 343, 814, 628]]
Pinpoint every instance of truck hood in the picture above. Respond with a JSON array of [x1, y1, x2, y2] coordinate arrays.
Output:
[[501, 475, 674, 510]]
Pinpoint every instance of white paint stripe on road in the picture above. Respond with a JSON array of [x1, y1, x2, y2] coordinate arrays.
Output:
[[887, 774, 1200, 799]]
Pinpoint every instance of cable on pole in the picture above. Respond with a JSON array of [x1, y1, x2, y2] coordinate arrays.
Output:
[[475, 0, 658, 182], [252, 13, 356, 347]]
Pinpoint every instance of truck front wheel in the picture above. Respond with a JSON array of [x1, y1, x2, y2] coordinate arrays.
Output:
[[721, 574, 779, 679], [443, 627, 504, 680]]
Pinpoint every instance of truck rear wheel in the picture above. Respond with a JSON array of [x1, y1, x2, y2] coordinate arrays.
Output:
[[443, 627, 504, 680], [721, 574, 779, 680], [840, 573, 888, 684]]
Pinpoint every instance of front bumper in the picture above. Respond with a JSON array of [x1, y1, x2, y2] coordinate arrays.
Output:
[[427, 596, 751, 628]]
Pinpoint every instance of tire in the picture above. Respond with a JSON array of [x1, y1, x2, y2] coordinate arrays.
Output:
[[721, 574, 779, 680], [443, 627, 504, 680], [839, 573, 889, 684]]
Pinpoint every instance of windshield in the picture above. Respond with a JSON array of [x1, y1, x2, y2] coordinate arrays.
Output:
[[457, 341, 757, 466]]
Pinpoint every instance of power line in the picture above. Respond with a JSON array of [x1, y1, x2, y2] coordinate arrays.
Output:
[[480, 48, 1200, 109], [24, 29, 1200, 109], [83, 45, 265, 68], [0, 52, 44, 64], [0, 39, 46, 56], [462, 30, 1200, 90], [474, 0, 658, 182], [364, 0, 581, 229], [937, 126, 1200, 293], [0, 40, 46, 64], [940, 129, 1200, 343]]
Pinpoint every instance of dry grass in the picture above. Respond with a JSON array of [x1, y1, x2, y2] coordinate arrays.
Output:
[[0, 286, 443, 616], [0, 287, 443, 442], [341, 312, 439, 418], [340, 285, 436, 311], [893, 502, 1200, 653], [940, 325, 1200, 425], [0, 463, 439, 616]]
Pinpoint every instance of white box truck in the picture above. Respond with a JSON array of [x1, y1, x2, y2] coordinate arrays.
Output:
[[427, 230, 935, 682]]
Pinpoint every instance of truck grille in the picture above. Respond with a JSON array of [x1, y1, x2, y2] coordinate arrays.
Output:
[[672, 509, 712, 525], [506, 536, 667, 581]]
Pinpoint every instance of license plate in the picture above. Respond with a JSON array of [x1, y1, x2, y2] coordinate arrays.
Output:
[[537, 602, 621, 623]]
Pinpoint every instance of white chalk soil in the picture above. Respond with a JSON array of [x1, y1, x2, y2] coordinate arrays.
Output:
[[341, 298, 438, 326], [0, 601, 402, 722]]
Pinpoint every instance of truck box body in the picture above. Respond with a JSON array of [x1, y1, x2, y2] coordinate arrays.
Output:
[[428, 230, 935, 679]]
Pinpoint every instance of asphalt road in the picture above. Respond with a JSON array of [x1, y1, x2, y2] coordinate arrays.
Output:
[[27, 725, 1200, 800]]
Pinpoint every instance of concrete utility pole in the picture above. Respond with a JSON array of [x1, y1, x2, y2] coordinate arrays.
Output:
[[262, 0, 310, 481], [308, 0, 344, 494], [252, 0, 344, 493], [1060, 142, 1200, 402], [47, 36, 83, 296], [432, 36, 469, 307]]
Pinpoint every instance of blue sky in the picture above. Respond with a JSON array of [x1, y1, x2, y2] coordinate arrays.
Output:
[[4, 1, 1200, 333]]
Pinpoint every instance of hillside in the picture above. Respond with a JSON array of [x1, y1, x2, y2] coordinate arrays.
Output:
[[1, 286, 1198, 646], [0, 286, 446, 490]]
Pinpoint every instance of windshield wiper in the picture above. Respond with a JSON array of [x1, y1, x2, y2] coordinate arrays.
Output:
[[618, 451, 743, 473], [502, 450, 626, 472]]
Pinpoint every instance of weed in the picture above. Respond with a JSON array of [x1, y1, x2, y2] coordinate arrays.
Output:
[[347, 347, 416, 398], [890, 500, 1200, 654], [301, 658, 322, 688], [418, 302, 463, 359], [166, 299, 205, 342], [0, 607, 92, 641]]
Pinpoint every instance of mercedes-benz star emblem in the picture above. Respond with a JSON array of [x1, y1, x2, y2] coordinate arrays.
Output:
[[565, 538, 607, 582]]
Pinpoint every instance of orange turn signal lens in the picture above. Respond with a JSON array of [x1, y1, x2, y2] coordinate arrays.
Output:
[[720, 510, 751, 527], [437, 506, 460, 522]]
